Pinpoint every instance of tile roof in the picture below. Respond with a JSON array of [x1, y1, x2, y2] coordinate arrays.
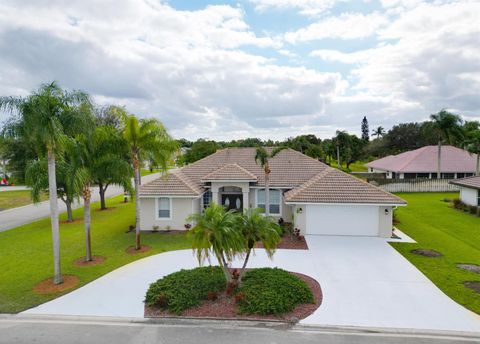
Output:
[[450, 176, 480, 190], [201, 163, 257, 182], [141, 147, 405, 205], [140, 170, 203, 196], [284, 167, 406, 205], [365, 145, 478, 173]]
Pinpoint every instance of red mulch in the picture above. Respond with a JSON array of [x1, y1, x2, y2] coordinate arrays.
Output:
[[256, 235, 308, 250], [149, 229, 186, 235], [74, 256, 106, 267], [145, 272, 322, 323], [125, 245, 152, 254], [60, 219, 83, 225], [33, 275, 80, 295], [96, 207, 117, 212]]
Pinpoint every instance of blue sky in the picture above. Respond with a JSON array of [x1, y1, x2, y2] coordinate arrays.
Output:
[[0, 0, 479, 140]]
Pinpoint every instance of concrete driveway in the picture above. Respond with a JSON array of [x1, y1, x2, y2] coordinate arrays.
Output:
[[24, 236, 480, 333]]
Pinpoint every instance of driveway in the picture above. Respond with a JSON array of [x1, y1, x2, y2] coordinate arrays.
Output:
[[24, 235, 480, 333]]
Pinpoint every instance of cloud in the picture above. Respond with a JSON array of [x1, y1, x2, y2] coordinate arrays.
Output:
[[284, 12, 388, 43], [248, 0, 342, 16]]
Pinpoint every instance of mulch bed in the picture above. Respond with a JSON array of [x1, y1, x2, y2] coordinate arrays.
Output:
[[256, 235, 308, 250], [150, 229, 186, 235], [125, 245, 151, 254], [96, 207, 117, 212], [74, 256, 106, 267], [457, 264, 480, 274], [145, 272, 322, 323], [60, 219, 83, 225], [411, 248, 443, 257], [33, 275, 80, 295], [464, 282, 480, 294]]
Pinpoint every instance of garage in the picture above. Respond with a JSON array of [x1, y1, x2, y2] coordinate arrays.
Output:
[[305, 204, 380, 236]]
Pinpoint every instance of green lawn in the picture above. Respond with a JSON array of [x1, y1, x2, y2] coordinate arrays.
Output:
[[0, 195, 191, 313], [331, 161, 368, 173], [0, 190, 48, 210], [391, 192, 480, 314]]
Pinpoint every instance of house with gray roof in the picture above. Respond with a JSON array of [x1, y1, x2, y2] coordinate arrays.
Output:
[[365, 145, 478, 179], [140, 148, 406, 237], [450, 176, 480, 206]]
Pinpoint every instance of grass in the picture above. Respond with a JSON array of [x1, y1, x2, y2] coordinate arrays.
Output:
[[391, 192, 480, 315], [331, 161, 368, 173], [0, 195, 191, 313], [0, 190, 47, 210]]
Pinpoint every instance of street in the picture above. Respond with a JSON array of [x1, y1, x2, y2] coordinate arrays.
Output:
[[0, 316, 478, 344]]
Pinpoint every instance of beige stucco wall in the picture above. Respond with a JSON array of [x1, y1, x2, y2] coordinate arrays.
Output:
[[460, 187, 478, 206], [139, 197, 200, 231], [292, 204, 307, 235], [378, 206, 393, 238]]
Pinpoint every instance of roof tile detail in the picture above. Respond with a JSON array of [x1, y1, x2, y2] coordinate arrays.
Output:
[[450, 176, 480, 190], [201, 163, 257, 182], [365, 146, 478, 173], [140, 171, 203, 196], [284, 167, 406, 205]]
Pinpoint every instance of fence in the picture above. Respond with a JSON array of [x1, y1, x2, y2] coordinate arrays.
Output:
[[367, 178, 460, 193]]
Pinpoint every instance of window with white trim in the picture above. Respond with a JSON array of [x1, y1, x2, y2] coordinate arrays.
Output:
[[203, 191, 212, 210], [477, 190, 480, 207], [157, 197, 171, 219], [257, 189, 281, 215]]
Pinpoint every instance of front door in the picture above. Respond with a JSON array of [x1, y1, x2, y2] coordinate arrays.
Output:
[[221, 194, 243, 212]]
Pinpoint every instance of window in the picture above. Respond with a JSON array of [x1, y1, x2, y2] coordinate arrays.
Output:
[[416, 173, 429, 179], [404, 173, 416, 179], [202, 191, 212, 209], [156, 197, 171, 219], [441, 173, 455, 179], [456, 173, 465, 179], [257, 189, 281, 215], [478, 190, 480, 207]]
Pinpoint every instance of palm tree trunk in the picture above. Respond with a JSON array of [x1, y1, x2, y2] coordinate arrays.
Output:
[[238, 248, 251, 286], [83, 185, 92, 262], [133, 155, 141, 250], [99, 183, 107, 210], [217, 252, 232, 283], [437, 140, 442, 179], [476, 154, 480, 176], [47, 149, 62, 285], [66, 198, 73, 222], [265, 172, 270, 216]]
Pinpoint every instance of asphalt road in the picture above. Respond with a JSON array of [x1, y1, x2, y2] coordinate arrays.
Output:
[[0, 316, 479, 344], [0, 172, 163, 232]]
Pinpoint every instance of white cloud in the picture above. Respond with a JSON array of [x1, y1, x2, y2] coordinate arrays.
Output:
[[284, 12, 388, 43], [248, 0, 342, 16]]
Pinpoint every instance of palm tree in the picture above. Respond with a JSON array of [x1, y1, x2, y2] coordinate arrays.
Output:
[[430, 110, 464, 179], [187, 203, 243, 283], [372, 126, 385, 138], [121, 112, 178, 250], [0, 82, 90, 284], [236, 208, 281, 284], [464, 130, 480, 176], [255, 146, 285, 216]]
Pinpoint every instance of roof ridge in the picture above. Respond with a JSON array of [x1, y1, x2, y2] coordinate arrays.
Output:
[[397, 146, 429, 172], [202, 162, 258, 181], [173, 170, 201, 194], [285, 168, 332, 200]]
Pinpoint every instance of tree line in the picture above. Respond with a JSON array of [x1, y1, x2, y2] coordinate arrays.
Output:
[[179, 112, 480, 173], [0, 82, 177, 285]]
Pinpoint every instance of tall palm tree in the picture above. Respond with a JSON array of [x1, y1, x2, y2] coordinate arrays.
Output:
[[464, 130, 480, 176], [188, 203, 243, 283], [121, 112, 178, 250], [0, 82, 90, 284], [372, 126, 385, 138], [255, 146, 285, 216], [236, 208, 281, 284], [430, 110, 464, 179]]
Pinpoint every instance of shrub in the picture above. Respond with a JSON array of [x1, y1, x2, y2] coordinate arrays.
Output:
[[452, 198, 463, 209], [144, 266, 226, 314], [236, 268, 314, 315], [470, 205, 478, 214]]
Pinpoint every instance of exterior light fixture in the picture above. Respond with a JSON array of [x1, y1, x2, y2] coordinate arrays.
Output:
[[297, 207, 303, 214], [384, 208, 389, 215]]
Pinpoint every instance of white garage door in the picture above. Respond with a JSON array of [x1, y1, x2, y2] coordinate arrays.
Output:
[[306, 205, 379, 236]]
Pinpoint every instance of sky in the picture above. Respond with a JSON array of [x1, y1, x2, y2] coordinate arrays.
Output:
[[0, 0, 479, 141]]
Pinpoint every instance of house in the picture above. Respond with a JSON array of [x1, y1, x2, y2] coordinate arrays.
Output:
[[450, 176, 480, 206], [365, 145, 478, 179], [139, 148, 406, 237]]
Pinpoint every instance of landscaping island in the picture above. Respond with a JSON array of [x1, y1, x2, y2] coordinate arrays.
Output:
[[144, 267, 322, 322]]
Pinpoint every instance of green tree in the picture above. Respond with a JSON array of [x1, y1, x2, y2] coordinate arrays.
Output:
[[236, 208, 281, 284], [430, 110, 464, 178], [372, 126, 385, 138], [361, 116, 369, 141], [121, 112, 178, 250], [188, 203, 243, 283], [182, 139, 218, 164], [255, 146, 285, 216], [0, 82, 91, 284], [464, 130, 480, 176]]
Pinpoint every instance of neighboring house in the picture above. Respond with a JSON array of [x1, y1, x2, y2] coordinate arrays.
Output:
[[139, 148, 405, 237], [450, 176, 480, 206], [365, 146, 478, 179]]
